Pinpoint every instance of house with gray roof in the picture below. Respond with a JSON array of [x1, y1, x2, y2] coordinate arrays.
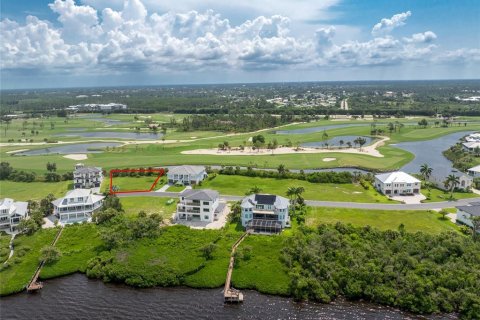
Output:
[[0, 198, 29, 232], [74, 163, 103, 189], [176, 189, 222, 222], [52, 189, 104, 224], [456, 203, 480, 231], [241, 194, 290, 233], [167, 165, 207, 185]]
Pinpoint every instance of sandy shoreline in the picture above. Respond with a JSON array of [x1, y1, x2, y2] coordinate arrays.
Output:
[[63, 154, 88, 160], [182, 136, 389, 158]]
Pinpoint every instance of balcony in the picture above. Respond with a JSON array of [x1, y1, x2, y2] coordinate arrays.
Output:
[[177, 207, 200, 214]]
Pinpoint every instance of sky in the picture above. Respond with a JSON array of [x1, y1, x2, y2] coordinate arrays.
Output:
[[1, 0, 479, 89]]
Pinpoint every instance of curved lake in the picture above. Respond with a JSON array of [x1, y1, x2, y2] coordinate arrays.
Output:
[[14, 142, 122, 156], [301, 136, 374, 148], [55, 131, 161, 140], [395, 131, 473, 179], [0, 274, 456, 320]]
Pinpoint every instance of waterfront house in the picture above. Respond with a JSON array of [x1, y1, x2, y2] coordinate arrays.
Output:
[[0, 198, 28, 232], [456, 203, 480, 231], [374, 171, 421, 195], [167, 165, 207, 185], [52, 189, 104, 224], [74, 163, 103, 189], [462, 141, 480, 152], [428, 171, 472, 191], [176, 189, 222, 222], [241, 194, 290, 233], [467, 165, 480, 177]]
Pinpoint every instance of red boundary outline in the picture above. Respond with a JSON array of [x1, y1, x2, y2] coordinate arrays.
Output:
[[109, 168, 165, 195]]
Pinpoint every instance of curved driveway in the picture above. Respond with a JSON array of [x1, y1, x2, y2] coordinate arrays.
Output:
[[117, 191, 480, 210]]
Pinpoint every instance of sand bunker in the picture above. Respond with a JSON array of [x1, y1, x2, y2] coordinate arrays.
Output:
[[323, 157, 336, 162], [63, 154, 88, 160]]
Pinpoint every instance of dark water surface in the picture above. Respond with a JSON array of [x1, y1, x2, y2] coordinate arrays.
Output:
[[55, 131, 161, 140], [301, 136, 374, 148], [14, 142, 122, 156], [0, 274, 456, 320]]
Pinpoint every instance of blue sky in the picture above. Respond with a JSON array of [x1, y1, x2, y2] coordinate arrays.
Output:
[[1, 0, 479, 89]]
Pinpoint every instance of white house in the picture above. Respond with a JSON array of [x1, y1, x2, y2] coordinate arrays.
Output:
[[462, 141, 480, 152], [428, 171, 473, 191], [467, 165, 480, 178], [52, 189, 104, 224], [374, 171, 421, 196], [176, 189, 222, 222], [167, 165, 207, 185], [456, 203, 480, 231], [241, 194, 290, 233], [73, 163, 103, 189], [0, 198, 28, 232]]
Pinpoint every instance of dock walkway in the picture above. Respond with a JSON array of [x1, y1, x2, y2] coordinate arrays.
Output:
[[224, 231, 250, 303], [26, 227, 63, 292]]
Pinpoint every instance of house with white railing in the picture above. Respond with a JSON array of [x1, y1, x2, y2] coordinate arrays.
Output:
[[52, 189, 104, 224], [74, 163, 103, 190], [167, 165, 207, 185], [0, 198, 28, 232], [374, 171, 421, 195], [176, 189, 223, 222], [241, 194, 290, 233]]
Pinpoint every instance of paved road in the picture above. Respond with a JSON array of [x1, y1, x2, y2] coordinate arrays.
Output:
[[117, 191, 480, 210]]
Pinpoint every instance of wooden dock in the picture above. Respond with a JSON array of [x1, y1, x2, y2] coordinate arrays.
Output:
[[224, 231, 250, 303], [26, 227, 63, 293]]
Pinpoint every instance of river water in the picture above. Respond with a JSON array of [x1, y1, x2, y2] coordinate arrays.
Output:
[[0, 274, 456, 320]]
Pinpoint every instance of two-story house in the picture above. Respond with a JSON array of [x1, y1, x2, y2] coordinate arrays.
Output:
[[167, 165, 207, 185], [73, 163, 103, 189], [0, 198, 28, 232], [374, 171, 421, 196], [175, 189, 221, 222], [241, 194, 290, 233], [52, 189, 104, 224]]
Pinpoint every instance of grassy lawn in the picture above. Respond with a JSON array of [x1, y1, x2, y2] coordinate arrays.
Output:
[[41, 224, 103, 279], [198, 174, 394, 203], [119, 196, 177, 218], [421, 188, 478, 203], [232, 234, 290, 295], [0, 233, 12, 263], [305, 207, 460, 234], [0, 228, 58, 296], [109, 176, 166, 192], [166, 185, 186, 192], [0, 180, 71, 201]]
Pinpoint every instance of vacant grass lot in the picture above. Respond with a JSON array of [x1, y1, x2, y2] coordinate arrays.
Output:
[[0, 180, 71, 201], [109, 176, 166, 192], [41, 224, 103, 280], [198, 175, 394, 203], [0, 229, 58, 296], [306, 207, 460, 234], [119, 196, 177, 218]]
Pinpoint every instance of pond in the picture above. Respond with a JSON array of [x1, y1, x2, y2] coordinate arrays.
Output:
[[276, 123, 367, 134], [395, 131, 473, 180], [14, 142, 123, 156], [75, 114, 129, 125], [0, 274, 454, 320], [301, 136, 374, 148], [55, 131, 162, 140]]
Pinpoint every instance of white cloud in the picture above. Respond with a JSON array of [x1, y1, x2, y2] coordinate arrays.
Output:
[[403, 31, 437, 43], [372, 11, 411, 36], [0, 1, 477, 77]]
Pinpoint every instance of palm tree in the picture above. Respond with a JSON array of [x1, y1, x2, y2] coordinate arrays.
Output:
[[246, 185, 262, 195], [339, 140, 344, 149], [277, 164, 287, 176], [286, 186, 305, 215], [444, 174, 460, 199], [419, 164, 433, 190]]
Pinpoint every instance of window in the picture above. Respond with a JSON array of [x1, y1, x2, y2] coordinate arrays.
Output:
[[203, 208, 209, 212], [203, 201, 209, 205], [204, 215, 209, 220]]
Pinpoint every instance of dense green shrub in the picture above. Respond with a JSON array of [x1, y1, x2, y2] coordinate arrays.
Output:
[[283, 224, 480, 318]]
